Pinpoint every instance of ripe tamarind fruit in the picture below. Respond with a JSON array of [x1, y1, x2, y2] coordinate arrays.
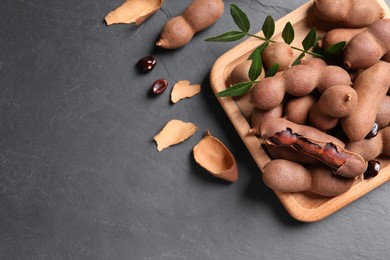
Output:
[[250, 63, 351, 110], [250, 104, 283, 130], [313, 0, 384, 28], [346, 126, 390, 161], [262, 159, 354, 196], [156, 0, 224, 49], [257, 118, 367, 178], [261, 42, 294, 71], [377, 95, 390, 128], [319, 27, 365, 49], [341, 61, 390, 142], [309, 85, 358, 131], [229, 60, 265, 119], [344, 19, 390, 69], [285, 95, 316, 125]]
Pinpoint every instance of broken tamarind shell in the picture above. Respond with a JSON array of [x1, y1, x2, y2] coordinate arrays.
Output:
[[193, 131, 238, 182], [266, 127, 367, 178], [170, 80, 201, 104], [105, 0, 163, 26], [154, 119, 197, 151]]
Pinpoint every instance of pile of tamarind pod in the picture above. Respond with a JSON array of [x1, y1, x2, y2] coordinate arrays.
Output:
[[229, 0, 390, 197]]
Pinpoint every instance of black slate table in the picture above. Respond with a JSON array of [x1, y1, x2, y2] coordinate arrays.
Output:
[[1, 0, 390, 259]]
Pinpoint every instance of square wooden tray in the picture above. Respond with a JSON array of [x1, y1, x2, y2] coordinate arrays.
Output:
[[210, 0, 390, 222]]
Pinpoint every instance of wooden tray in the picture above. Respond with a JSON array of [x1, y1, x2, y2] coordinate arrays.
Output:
[[210, 0, 390, 222]]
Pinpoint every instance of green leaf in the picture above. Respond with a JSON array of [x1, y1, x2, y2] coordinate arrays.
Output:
[[265, 63, 279, 77], [205, 31, 246, 42], [217, 82, 254, 97], [282, 22, 294, 44], [262, 15, 275, 40], [292, 52, 305, 66], [302, 28, 317, 51], [325, 41, 346, 56], [230, 4, 250, 33], [248, 48, 263, 81], [248, 42, 268, 60]]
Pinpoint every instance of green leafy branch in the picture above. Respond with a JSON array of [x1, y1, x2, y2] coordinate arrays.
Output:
[[206, 4, 346, 97]]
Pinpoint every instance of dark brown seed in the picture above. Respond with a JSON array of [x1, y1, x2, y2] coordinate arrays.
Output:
[[365, 122, 379, 139], [137, 56, 156, 72], [363, 160, 380, 179], [152, 79, 168, 94]]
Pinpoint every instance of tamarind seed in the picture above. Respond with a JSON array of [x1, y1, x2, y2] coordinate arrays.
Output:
[[152, 79, 168, 94], [364, 160, 381, 179], [137, 56, 157, 72], [365, 122, 379, 139]]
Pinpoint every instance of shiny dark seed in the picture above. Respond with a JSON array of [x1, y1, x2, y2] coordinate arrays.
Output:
[[152, 79, 168, 94], [363, 160, 380, 179], [137, 56, 156, 72], [365, 122, 379, 139]]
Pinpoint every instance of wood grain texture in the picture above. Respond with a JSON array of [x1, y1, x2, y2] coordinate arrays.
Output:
[[210, 0, 390, 222]]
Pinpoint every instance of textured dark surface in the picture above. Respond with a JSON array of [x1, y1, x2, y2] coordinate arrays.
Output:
[[1, 0, 390, 259]]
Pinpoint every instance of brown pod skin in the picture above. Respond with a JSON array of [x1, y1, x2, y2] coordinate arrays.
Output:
[[257, 118, 345, 147], [299, 58, 327, 69], [344, 19, 390, 70], [262, 42, 294, 71], [156, 0, 224, 49], [313, 0, 384, 28], [250, 64, 351, 110], [262, 159, 312, 193], [346, 126, 390, 161], [263, 159, 354, 196], [229, 60, 265, 118], [250, 104, 283, 130], [265, 145, 318, 164], [341, 61, 390, 142], [319, 27, 365, 49], [377, 95, 390, 128], [309, 164, 354, 197], [309, 85, 358, 131], [285, 95, 316, 125], [229, 60, 265, 85]]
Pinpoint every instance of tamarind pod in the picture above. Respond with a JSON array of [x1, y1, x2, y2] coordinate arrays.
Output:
[[299, 58, 327, 69], [316, 66, 352, 93], [262, 159, 312, 193], [261, 42, 294, 71], [259, 121, 366, 178], [156, 0, 224, 49], [341, 61, 390, 142], [309, 164, 354, 197], [285, 95, 316, 125], [250, 64, 351, 110], [262, 159, 354, 196], [229, 61, 266, 119], [346, 126, 390, 161], [319, 27, 365, 49], [250, 104, 284, 130], [229, 60, 265, 86], [257, 118, 345, 147], [376, 96, 390, 128], [313, 0, 384, 28], [265, 144, 318, 164], [309, 85, 358, 131], [344, 19, 390, 69]]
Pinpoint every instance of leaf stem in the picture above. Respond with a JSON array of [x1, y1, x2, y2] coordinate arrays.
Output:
[[246, 33, 324, 58]]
